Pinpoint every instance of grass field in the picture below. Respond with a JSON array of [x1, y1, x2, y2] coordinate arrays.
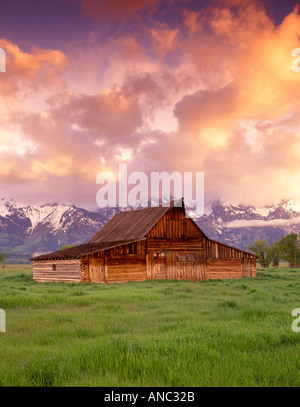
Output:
[[0, 265, 299, 387]]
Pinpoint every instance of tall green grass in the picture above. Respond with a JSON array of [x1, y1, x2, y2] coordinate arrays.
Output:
[[0, 265, 299, 386]]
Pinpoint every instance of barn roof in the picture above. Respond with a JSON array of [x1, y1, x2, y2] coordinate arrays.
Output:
[[30, 239, 143, 261], [89, 204, 174, 243]]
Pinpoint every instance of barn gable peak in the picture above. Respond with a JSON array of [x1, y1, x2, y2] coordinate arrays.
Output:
[[88, 198, 191, 244]]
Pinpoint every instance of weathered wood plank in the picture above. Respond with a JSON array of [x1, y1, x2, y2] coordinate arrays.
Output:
[[33, 259, 81, 283]]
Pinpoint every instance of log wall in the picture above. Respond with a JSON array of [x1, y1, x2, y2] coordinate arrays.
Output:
[[81, 241, 147, 283], [205, 240, 256, 279], [106, 256, 146, 283], [33, 259, 82, 282], [206, 259, 243, 279], [147, 237, 204, 252], [81, 258, 89, 282]]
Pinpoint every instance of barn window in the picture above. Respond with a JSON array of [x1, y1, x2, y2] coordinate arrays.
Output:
[[178, 254, 186, 261], [129, 244, 137, 254], [52, 264, 56, 271], [188, 254, 195, 261]]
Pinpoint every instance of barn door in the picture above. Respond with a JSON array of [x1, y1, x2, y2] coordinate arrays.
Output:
[[154, 254, 167, 279], [89, 257, 106, 282]]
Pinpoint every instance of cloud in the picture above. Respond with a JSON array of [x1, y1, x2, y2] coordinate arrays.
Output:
[[224, 217, 300, 228], [150, 24, 179, 58], [0, 79, 146, 205], [166, 1, 300, 205], [82, 0, 159, 19], [0, 39, 67, 97], [2, 1, 300, 208]]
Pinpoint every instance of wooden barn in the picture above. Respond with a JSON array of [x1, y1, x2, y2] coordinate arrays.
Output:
[[31, 199, 257, 283]]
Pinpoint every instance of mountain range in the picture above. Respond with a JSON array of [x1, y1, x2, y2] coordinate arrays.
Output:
[[1, 197, 300, 262]]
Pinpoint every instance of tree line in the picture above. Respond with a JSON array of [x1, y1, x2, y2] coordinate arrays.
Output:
[[248, 233, 300, 268]]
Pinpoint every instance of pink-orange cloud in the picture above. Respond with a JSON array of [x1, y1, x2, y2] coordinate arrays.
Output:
[[82, 0, 159, 19], [0, 39, 67, 97], [150, 24, 179, 58], [1, 1, 300, 208]]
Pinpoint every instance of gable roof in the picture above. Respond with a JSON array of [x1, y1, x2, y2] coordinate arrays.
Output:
[[88, 198, 188, 243]]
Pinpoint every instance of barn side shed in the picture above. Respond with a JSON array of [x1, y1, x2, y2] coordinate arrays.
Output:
[[31, 199, 257, 283]]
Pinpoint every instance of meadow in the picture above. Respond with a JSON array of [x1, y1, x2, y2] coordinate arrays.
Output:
[[0, 264, 299, 387]]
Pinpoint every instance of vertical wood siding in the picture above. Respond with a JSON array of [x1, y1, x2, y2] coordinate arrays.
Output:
[[146, 251, 205, 282], [147, 207, 204, 239], [89, 257, 107, 283]]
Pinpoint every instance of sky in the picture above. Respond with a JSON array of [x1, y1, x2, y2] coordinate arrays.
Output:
[[0, 0, 300, 210]]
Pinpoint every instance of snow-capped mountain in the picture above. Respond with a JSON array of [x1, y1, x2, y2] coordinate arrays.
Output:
[[1, 197, 300, 261], [0, 198, 118, 259], [194, 198, 300, 250]]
